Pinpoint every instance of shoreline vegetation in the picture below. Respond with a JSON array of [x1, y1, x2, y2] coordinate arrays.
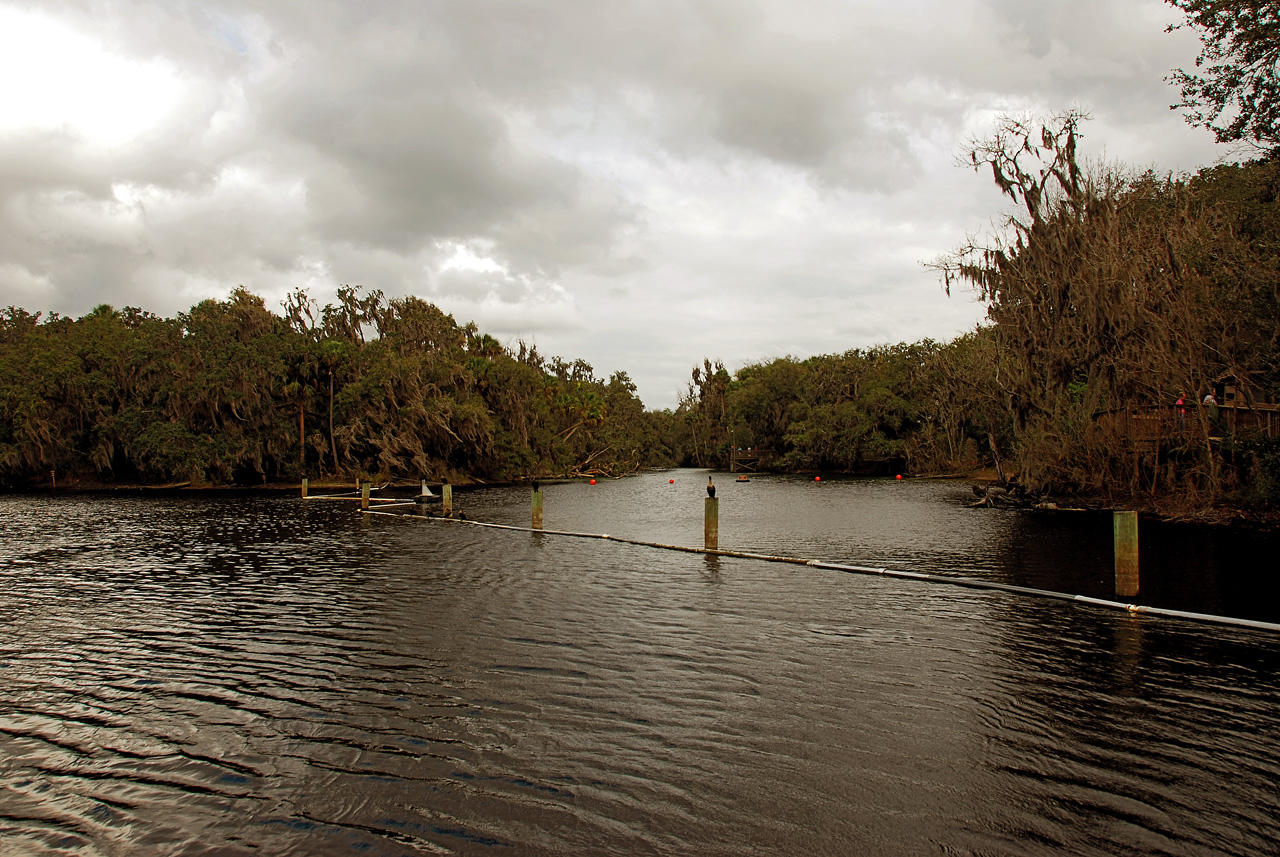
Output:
[[0, 262, 1274, 529], [13, 469, 1276, 530], [5, 138, 1280, 526], [4, 123, 1280, 530]]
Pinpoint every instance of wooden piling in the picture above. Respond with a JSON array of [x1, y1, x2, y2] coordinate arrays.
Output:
[[531, 482, 543, 530], [301, 477, 308, 498], [443, 483, 453, 517], [705, 496, 719, 551], [1114, 510, 1139, 598], [361, 481, 370, 511]]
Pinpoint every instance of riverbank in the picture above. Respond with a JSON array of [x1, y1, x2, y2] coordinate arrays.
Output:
[[956, 468, 1280, 530], [0, 470, 643, 496], [8, 467, 1276, 530]]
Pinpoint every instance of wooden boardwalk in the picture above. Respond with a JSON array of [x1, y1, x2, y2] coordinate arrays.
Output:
[[1098, 402, 1279, 451]]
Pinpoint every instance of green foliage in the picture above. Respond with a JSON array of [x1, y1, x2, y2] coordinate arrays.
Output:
[[128, 420, 209, 482], [676, 339, 999, 475], [1251, 437, 1280, 505], [0, 290, 673, 486], [1167, 1, 1280, 147], [938, 112, 1280, 509]]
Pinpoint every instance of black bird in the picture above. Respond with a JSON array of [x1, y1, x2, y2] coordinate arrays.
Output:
[[707, 477, 716, 498], [531, 479, 540, 492]]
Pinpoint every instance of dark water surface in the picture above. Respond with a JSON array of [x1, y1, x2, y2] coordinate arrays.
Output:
[[2, 473, 1278, 855]]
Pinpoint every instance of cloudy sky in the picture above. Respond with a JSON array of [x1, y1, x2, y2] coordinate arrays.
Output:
[[0, 0, 1225, 407]]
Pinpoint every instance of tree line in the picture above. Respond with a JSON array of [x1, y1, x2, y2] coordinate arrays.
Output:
[[0, 292, 996, 488], [3, 147, 1278, 515], [674, 339, 995, 478], [0, 288, 679, 487]]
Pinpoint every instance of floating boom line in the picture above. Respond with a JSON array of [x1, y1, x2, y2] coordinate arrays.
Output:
[[363, 509, 1280, 635]]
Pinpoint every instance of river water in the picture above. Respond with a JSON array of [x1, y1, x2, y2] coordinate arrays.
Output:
[[2, 473, 1278, 855]]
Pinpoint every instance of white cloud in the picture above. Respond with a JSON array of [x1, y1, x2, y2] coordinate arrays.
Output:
[[439, 243, 506, 275], [0, 7, 186, 146]]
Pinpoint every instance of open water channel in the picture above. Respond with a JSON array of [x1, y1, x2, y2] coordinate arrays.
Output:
[[2, 472, 1278, 855]]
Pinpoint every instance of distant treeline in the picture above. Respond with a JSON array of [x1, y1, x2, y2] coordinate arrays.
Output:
[[676, 340, 993, 477], [0, 283, 985, 487], [3, 144, 1279, 517]]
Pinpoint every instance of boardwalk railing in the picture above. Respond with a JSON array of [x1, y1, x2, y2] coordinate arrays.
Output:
[[1097, 402, 1278, 450]]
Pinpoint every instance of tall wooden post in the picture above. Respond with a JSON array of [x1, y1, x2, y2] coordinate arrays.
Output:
[[361, 481, 370, 511], [442, 483, 453, 517], [301, 477, 308, 498], [705, 497, 719, 551], [531, 481, 543, 530], [1114, 511, 1139, 598]]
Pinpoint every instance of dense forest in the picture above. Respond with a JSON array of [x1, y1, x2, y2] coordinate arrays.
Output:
[[0, 288, 680, 487]]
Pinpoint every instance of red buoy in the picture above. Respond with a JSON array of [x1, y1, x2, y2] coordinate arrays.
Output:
[[896, 474, 903, 480], [590, 479, 596, 485], [669, 478, 675, 483], [815, 476, 821, 482]]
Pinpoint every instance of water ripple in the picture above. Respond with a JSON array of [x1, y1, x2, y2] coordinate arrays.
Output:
[[1, 487, 1278, 854]]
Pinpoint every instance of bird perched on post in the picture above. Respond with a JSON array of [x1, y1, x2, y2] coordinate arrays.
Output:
[[706, 477, 715, 498]]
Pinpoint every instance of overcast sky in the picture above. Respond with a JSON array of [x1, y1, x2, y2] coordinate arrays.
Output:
[[0, 0, 1225, 408]]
